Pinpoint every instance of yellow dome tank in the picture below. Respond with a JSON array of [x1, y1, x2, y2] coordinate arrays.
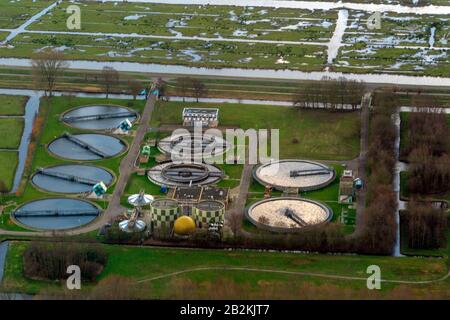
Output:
[[173, 216, 196, 235]]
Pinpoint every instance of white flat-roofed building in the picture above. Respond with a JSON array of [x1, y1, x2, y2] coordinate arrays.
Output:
[[182, 108, 219, 128]]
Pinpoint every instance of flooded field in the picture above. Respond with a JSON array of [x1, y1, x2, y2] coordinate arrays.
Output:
[[0, 0, 449, 77]]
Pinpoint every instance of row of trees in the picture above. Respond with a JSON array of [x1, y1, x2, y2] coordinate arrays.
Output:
[[292, 77, 366, 111], [405, 201, 447, 249], [359, 92, 398, 255], [405, 107, 450, 195], [175, 77, 208, 102], [31, 49, 212, 101], [24, 242, 108, 281], [32, 51, 140, 99]]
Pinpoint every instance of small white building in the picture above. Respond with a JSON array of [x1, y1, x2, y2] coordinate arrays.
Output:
[[182, 108, 219, 128]]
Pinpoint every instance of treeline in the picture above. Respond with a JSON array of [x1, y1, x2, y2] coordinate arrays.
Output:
[[359, 93, 398, 255], [175, 77, 209, 102], [292, 77, 365, 111], [404, 201, 447, 250], [405, 108, 450, 195], [24, 242, 108, 281]]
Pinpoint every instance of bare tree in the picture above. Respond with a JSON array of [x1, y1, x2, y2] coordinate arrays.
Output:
[[293, 77, 365, 111], [31, 48, 69, 97], [176, 77, 192, 102], [100, 66, 119, 98], [191, 78, 207, 102], [155, 77, 167, 100], [227, 210, 242, 239], [128, 79, 142, 100]]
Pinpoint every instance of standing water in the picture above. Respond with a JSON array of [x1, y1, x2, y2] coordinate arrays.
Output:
[[392, 111, 405, 257], [12, 96, 40, 193], [327, 9, 348, 65], [0, 89, 41, 193]]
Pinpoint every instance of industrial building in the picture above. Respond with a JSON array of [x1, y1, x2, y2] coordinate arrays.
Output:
[[182, 108, 219, 128]]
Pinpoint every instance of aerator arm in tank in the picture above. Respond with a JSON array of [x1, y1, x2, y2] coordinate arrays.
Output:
[[14, 209, 99, 217], [283, 208, 307, 227], [63, 111, 136, 122], [36, 167, 98, 186], [289, 168, 333, 178], [63, 132, 108, 158]]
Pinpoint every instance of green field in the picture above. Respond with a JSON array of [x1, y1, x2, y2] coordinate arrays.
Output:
[[0, 31, 8, 42], [152, 101, 360, 160], [0, 33, 327, 71], [0, 95, 27, 116], [0, 151, 18, 191], [1, 241, 449, 299], [0, 0, 52, 29], [32, 2, 336, 41], [0, 1, 448, 76], [336, 11, 450, 77], [0, 118, 24, 149]]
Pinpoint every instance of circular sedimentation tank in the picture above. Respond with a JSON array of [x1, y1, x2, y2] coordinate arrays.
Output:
[[158, 132, 231, 161], [193, 200, 225, 228], [13, 198, 101, 231], [173, 216, 196, 235], [246, 197, 332, 233], [48, 133, 126, 161], [254, 159, 335, 191], [150, 199, 180, 230], [32, 164, 114, 194], [147, 162, 222, 187], [62, 105, 138, 130]]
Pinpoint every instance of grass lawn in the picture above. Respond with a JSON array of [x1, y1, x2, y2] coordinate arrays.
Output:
[[0, 151, 18, 191], [0, 0, 52, 29], [152, 101, 360, 160], [1, 241, 449, 299], [0, 95, 27, 116], [0, 118, 24, 149]]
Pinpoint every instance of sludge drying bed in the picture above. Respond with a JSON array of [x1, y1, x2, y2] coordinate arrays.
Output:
[[47, 133, 126, 160], [62, 105, 138, 130], [254, 159, 335, 191], [246, 197, 332, 233], [13, 198, 101, 230], [32, 164, 114, 194]]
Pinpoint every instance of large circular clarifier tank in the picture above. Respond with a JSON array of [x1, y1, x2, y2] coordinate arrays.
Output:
[[147, 162, 222, 187], [246, 197, 332, 232], [13, 198, 101, 230], [254, 159, 335, 191], [32, 165, 114, 194], [48, 133, 126, 160], [62, 105, 138, 130]]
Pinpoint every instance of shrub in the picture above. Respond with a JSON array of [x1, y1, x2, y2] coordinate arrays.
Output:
[[24, 242, 107, 281]]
